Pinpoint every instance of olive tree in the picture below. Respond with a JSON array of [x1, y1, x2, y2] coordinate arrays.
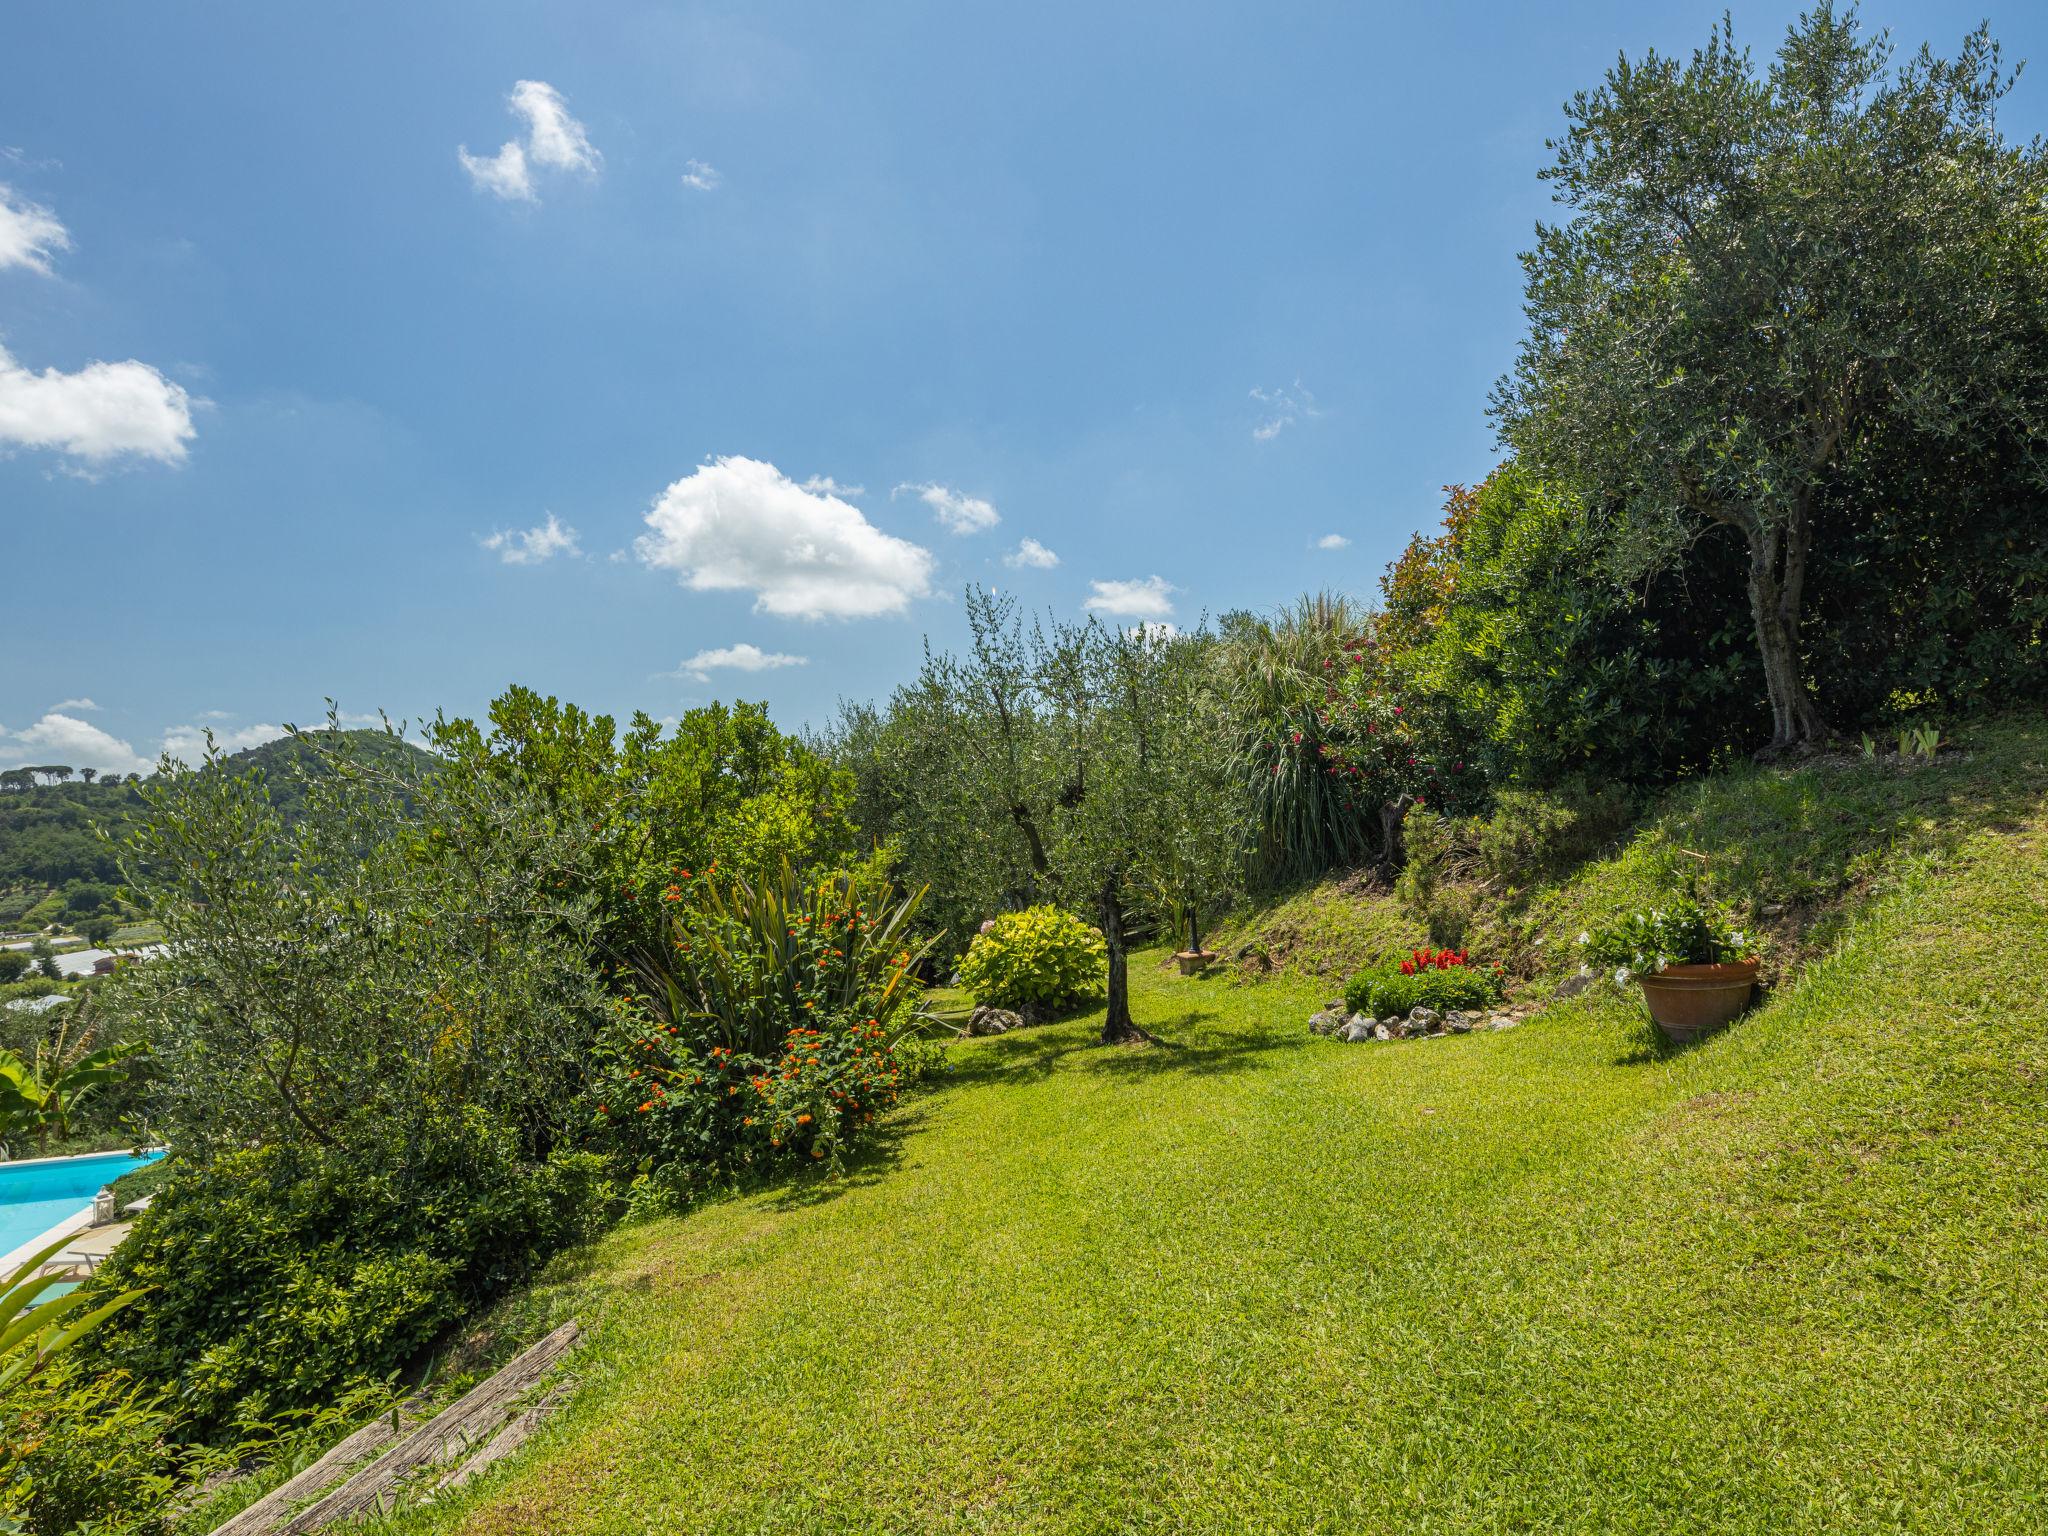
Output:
[[886, 591, 1247, 1043], [1493, 5, 2048, 748]]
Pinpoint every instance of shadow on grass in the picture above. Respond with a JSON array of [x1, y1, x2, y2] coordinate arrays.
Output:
[[763, 1106, 929, 1212], [943, 1007, 1297, 1089]]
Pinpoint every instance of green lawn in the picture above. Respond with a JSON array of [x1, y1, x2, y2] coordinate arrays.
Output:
[[377, 791, 2048, 1534]]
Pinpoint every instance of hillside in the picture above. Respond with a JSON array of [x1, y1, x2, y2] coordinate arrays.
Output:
[[0, 729, 432, 928], [358, 722, 2048, 1535]]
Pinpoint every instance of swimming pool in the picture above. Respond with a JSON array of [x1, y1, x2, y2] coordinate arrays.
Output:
[[0, 1148, 164, 1266]]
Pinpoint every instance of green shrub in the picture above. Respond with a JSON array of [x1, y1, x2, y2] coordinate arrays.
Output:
[[955, 905, 1107, 1011], [589, 1009, 919, 1189], [82, 1132, 611, 1438], [1470, 783, 1635, 887], [0, 1363, 174, 1536], [1345, 949, 1505, 1018], [1393, 813, 1477, 948]]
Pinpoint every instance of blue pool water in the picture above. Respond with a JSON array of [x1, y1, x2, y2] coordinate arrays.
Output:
[[0, 1149, 164, 1261]]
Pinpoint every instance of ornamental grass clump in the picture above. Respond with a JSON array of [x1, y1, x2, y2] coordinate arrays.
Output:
[[1578, 893, 1754, 987], [954, 905, 1108, 1012], [1344, 946, 1506, 1018]]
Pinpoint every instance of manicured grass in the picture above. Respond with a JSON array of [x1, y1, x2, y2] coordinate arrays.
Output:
[[378, 799, 2048, 1533]]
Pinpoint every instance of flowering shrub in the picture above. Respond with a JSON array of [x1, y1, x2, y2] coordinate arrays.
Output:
[[1579, 894, 1754, 986], [587, 1008, 914, 1183], [1344, 948, 1505, 1017], [955, 905, 1107, 1011]]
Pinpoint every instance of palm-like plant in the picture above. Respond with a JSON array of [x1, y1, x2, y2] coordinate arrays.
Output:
[[0, 1235, 145, 1395], [0, 1001, 147, 1155], [638, 860, 935, 1057], [1221, 591, 1383, 884]]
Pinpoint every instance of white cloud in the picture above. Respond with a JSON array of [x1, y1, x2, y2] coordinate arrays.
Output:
[[0, 713, 150, 777], [1085, 576, 1176, 619], [681, 159, 722, 192], [158, 721, 286, 765], [0, 710, 300, 776], [895, 481, 1000, 536], [1004, 537, 1060, 570], [1316, 533, 1351, 550], [674, 642, 808, 682], [636, 456, 936, 620], [0, 184, 69, 275], [801, 475, 862, 497], [460, 80, 599, 202], [481, 512, 581, 565], [0, 343, 197, 465], [1250, 381, 1320, 443], [458, 141, 532, 202], [511, 81, 600, 174], [48, 697, 97, 713]]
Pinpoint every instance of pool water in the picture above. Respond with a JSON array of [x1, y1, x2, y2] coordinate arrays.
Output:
[[0, 1149, 164, 1262]]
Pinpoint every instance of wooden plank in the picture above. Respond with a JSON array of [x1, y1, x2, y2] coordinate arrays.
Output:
[[274, 1321, 581, 1533], [205, 1397, 425, 1536], [430, 1380, 572, 1495]]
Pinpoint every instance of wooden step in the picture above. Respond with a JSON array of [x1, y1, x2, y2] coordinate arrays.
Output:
[[208, 1320, 581, 1535]]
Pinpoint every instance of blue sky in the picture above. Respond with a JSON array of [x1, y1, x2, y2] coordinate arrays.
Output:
[[3, 1, 2042, 775]]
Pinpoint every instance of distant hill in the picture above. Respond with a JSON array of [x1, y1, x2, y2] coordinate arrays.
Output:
[[0, 729, 435, 925], [210, 728, 437, 822]]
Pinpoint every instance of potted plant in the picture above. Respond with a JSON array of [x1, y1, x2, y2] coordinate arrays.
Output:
[[1579, 894, 1759, 1042]]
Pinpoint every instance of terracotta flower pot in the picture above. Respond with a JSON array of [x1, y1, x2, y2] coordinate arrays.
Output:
[[1174, 950, 1217, 976], [1637, 960, 1758, 1042]]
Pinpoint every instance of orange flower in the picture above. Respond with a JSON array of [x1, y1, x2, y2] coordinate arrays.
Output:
[[796, 1113, 812, 1125]]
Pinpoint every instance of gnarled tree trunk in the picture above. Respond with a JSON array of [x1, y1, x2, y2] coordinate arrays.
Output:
[[1098, 881, 1144, 1044], [1743, 509, 1830, 750]]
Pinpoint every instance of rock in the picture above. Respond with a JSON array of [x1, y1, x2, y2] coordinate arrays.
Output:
[[1444, 1011, 1473, 1033], [1489, 1014, 1518, 1030], [1409, 1006, 1440, 1028], [1555, 972, 1592, 999], [1761, 902, 1786, 917], [965, 1005, 1023, 1037], [1307, 1007, 1346, 1037], [1341, 1019, 1375, 1043], [1373, 1022, 1396, 1041]]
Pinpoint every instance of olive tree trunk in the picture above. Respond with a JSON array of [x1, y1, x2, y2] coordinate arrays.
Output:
[[1742, 508, 1830, 750], [1098, 881, 1144, 1044]]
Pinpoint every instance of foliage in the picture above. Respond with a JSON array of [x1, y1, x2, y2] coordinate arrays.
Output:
[[1343, 948, 1505, 1017], [0, 1237, 145, 1400], [955, 905, 1107, 1012], [0, 1363, 174, 1536], [588, 1012, 916, 1191], [118, 716, 602, 1172], [1216, 593, 1388, 885], [0, 953, 26, 984], [82, 1135, 609, 1438], [848, 589, 1250, 1042], [1494, 5, 2048, 746], [91, 718, 612, 1433], [1465, 783, 1635, 889], [447, 688, 863, 963], [635, 861, 931, 1059], [0, 998, 146, 1156], [1395, 470, 1764, 785], [1580, 894, 1753, 983]]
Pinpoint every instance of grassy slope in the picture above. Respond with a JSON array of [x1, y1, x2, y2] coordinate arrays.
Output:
[[381, 732, 2048, 1536]]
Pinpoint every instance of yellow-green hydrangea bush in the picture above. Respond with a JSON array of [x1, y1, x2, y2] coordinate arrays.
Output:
[[956, 905, 1107, 1011]]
